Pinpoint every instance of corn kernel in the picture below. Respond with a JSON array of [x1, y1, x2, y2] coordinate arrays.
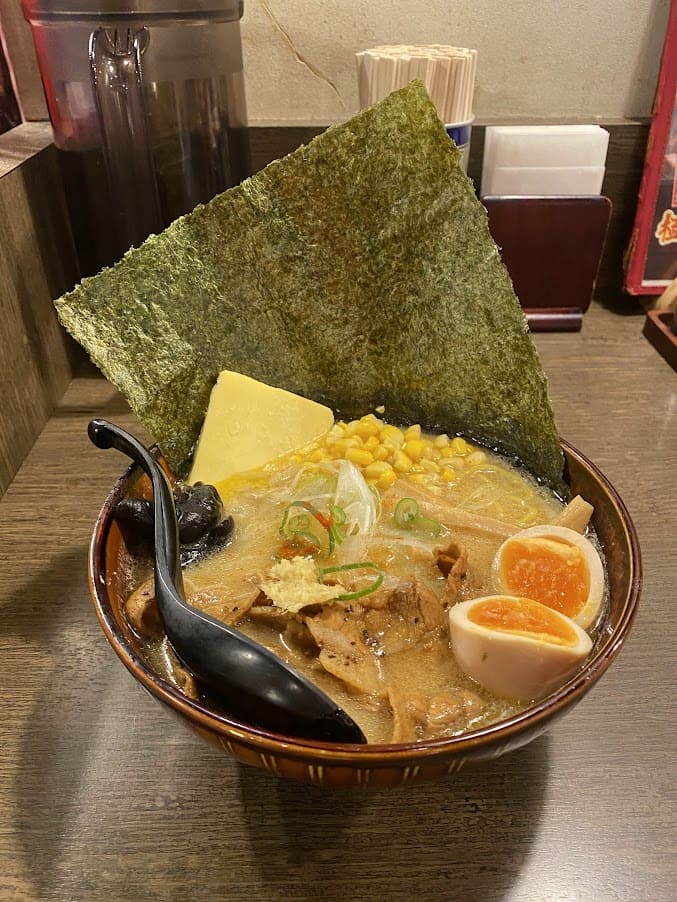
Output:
[[376, 468, 398, 490], [363, 435, 379, 451], [364, 460, 394, 480], [330, 438, 350, 454], [439, 446, 456, 458], [346, 447, 374, 467], [441, 466, 456, 483], [393, 450, 413, 473], [358, 423, 380, 439], [404, 424, 422, 440], [433, 433, 450, 448], [380, 425, 404, 446], [373, 444, 391, 461], [420, 458, 439, 474], [467, 450, 487, 467], [450, 437, 468, 456], [403, 438, 425, 461]]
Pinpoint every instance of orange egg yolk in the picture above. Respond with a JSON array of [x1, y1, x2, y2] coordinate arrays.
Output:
[[500, 536, 590, 618], [468, 596, 579, 646]]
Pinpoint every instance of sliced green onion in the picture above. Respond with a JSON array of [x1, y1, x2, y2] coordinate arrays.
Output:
[[288, 513, 311, 533], [413, 516, 443, 537], [329, 503, 346, 525], [319, 561, 384, 601], [279, 500, 336, 555], [327, 504, 347, 545], [279, 500, 310, 537], [394, 497, 419, 527], [393, 496, 442, 537], [276, 530, 321, 559]]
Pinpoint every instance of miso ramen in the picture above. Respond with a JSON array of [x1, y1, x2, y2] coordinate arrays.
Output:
[[125, 415, 605, 744]]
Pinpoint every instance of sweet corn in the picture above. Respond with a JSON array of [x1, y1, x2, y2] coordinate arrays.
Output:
[[420, 458, 439, 473], [380, 424, 404, 446], [441, 465, 456, 483], [467, 450, 487, 466], [364, 460, 394, 480], [363, 435, 379, 451], [403, 438, 425, 461], [376, 468, 397, 490], [329, 438, 350, 455], [433, 433, 450, 448], [357, 416, 381, 438], [393, 450, 413, 473], [346, 447, 374, 467], [450, 437, 469, 456], [373, 444, 391, 461], [404, 424, 422, 440]]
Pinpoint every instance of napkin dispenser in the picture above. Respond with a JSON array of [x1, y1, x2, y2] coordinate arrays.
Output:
[[481, 125, 609, 196], [480, 126, 611, 331]]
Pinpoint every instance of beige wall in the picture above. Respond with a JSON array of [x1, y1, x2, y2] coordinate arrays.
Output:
[[2, 0, 669, 126], [241, 0, 670, 124]]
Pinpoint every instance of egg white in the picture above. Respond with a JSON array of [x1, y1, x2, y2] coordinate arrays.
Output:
[[492, 525, 605, 630], [449, 595, 593, 701]]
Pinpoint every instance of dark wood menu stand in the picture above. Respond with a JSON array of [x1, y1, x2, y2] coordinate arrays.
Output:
[[483, 195, 612, 332]]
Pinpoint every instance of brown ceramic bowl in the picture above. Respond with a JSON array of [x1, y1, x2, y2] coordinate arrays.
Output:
[[89, 439, 641, 787]]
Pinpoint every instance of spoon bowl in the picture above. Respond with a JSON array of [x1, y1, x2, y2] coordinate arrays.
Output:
[[87, 418, 367, 744]]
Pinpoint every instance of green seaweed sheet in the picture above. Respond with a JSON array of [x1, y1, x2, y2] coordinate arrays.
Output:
[[56, 81, 564, 490]]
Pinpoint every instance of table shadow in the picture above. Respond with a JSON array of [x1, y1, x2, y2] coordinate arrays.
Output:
[[234, 736, 549, 902]]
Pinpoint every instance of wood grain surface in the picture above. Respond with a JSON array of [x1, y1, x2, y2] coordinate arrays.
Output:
[[0, 128, 78, 497], [0, 303, 675, 901]]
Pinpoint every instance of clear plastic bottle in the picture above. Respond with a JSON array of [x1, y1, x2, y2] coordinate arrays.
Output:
[[22, 0, 250, 275]]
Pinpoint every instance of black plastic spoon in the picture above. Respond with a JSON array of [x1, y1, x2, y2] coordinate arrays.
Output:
[[88, 418, 366, 744]]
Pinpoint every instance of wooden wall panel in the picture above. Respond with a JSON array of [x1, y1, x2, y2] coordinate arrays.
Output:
[[0, 123, 78, 496]]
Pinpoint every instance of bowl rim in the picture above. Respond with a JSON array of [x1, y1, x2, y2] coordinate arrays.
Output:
[[88, 437, 642, 762]]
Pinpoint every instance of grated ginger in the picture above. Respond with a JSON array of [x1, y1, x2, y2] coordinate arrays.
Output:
[[260, 557, 345, 613]]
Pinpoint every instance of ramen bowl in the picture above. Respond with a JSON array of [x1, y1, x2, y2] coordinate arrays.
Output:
[[89, 439, 640, 787]]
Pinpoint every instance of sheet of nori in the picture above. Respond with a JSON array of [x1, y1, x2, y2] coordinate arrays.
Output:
[[55, 81, 565, 491]]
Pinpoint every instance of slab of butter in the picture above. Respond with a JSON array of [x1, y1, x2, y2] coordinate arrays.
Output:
[[188, 370, 334, 486]]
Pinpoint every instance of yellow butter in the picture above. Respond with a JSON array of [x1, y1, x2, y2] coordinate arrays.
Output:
[[188, 371, 334, 486]]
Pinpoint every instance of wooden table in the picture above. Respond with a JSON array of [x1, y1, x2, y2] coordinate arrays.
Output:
[[1, 302, 675, 901]]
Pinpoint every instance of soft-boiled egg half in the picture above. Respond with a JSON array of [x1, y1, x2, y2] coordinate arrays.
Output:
[[449, 595, 593, 701], [492, 525, 605, 630]]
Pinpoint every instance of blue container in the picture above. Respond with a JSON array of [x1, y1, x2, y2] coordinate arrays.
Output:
[[446, 118, 474, 172]]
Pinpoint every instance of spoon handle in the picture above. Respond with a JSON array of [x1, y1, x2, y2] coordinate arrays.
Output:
[[88, 419, 184, 597]]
